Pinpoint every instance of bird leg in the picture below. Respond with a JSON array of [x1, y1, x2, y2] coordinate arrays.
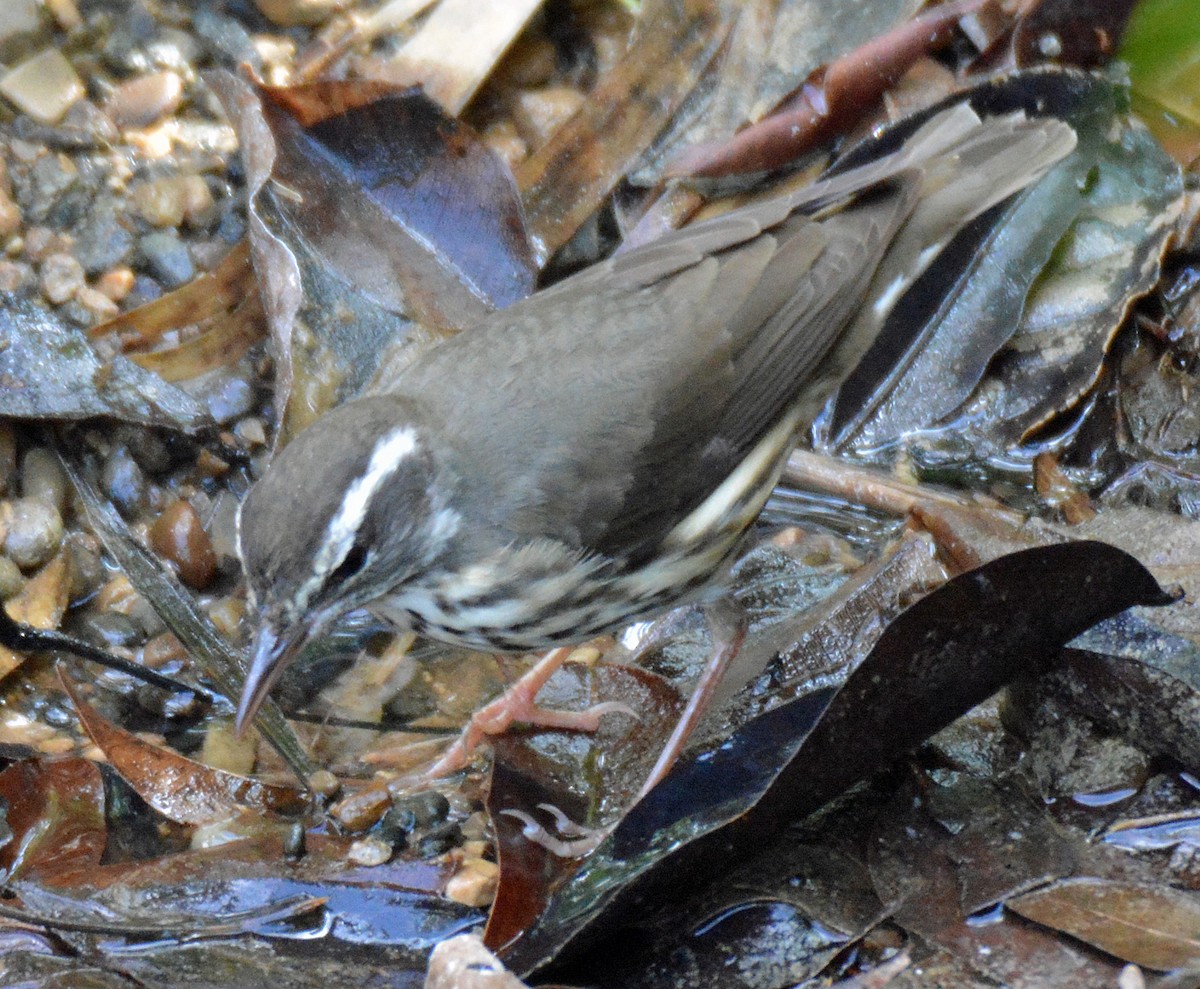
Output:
[[498, 599, 749, 857], [633, 597, 747, 801], [423, 646, 635, 778]]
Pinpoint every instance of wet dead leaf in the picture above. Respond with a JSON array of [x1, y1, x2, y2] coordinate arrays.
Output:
[[90, 239, 256, 351], [0, 757, 106, 883], [821, 70, 1183, 462], [498, 541, 1168, 976], [1009, 879, 1200, 971], [61, 674, 308, 825], [209, 72, 534, 441]]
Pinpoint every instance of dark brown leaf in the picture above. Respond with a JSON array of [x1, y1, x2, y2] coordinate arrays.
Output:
[[0, 758, 106, 883], [499, 541, 1170, 976]]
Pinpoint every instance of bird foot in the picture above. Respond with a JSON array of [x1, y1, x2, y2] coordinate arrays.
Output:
[[423, 647, 636, 779], [500, 804, 610, 858]]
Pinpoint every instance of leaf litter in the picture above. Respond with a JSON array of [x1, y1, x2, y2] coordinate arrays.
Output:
[[0, 2, 1197, 987]]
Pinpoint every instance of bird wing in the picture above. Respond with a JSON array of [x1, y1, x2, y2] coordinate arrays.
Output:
[[387, 107, 1075, 561]]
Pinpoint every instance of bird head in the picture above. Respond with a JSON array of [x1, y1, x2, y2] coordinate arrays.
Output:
[[234, 396, 457, 731]]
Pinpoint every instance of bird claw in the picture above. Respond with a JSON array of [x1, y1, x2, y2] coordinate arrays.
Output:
[[499, 806, 610, 857]]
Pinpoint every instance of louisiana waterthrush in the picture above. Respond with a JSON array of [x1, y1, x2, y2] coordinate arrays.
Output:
[[234, 104, 1076, 733]]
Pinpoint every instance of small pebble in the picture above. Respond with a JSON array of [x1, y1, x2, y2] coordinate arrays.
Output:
[[394, 790, 451, 831], [4, 497, 64, 570], [193, 9, 261, 71], [417, 821, 463, 857], [74, 286, 119, 323], [331, 787, 391, 832], [123, 429, 173, 476], [0, 163, 21, 240], [102, 446, 147, 518], [149, 500, 217, 589], [43, 0, 81, 32], [107, 71, 184, 131], [445, 857, 499, 908], [96, 573, 138, 613], [77, 610, 142, 650], [233, 417, 267, 448], [0, 49, 84, 124], [307, 769, 340, 798], [0, 556, 24, 599], [39, 252, 85, 304], [200, 719, 256, 775], [21, 447, 68, 514], [0, 1, 49, 64], [206, 596, 244, 638], [0, 260, 32, 293], [62, 532, 105, 604], [199, 374, 256, 424], [132, 174, 212, 229], [347, 836, 393, 867], [254, 0, 347, 26], [283, 821, 306, 859], [71, 204, 134, 277], [138, 230, 193, 288], [500, 36, 557, 87], [139, 631, 187, 670], [481, 119, 528, 171], [36, 736, 75, 756], [23, 227, 71, 263], [96, 267, 135, 302]]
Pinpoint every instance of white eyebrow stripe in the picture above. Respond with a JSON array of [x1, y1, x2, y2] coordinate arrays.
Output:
[[301, 426, 419, 605]]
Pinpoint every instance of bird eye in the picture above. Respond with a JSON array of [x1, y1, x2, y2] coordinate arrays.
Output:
[[329, 542, 369, 586]]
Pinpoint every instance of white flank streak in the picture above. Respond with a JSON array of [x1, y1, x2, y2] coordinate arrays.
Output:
[[662, 413, 799, 553], [308, 427, 419, 592], [872, 242, 943, 318]]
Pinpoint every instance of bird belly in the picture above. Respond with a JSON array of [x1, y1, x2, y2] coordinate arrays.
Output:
[[369, 419, 795, 653]]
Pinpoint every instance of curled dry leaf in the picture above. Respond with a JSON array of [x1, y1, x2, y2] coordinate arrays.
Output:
[[61, 672, 308, 825]]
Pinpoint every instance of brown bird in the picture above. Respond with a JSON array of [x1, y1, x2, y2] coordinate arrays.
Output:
[[235, 104, 1075, 772]]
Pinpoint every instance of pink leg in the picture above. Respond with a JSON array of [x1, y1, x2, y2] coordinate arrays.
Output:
[[633, 600, 747, 802], [424, 647, 634, 778]]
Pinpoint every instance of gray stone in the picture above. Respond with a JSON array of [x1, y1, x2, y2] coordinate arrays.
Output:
[[73, 202, 134, 275], [4, 497, 64, 570], [192, 9, 261, 71], [101, 445, 147, 518], [138, 230, 194, 288]]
